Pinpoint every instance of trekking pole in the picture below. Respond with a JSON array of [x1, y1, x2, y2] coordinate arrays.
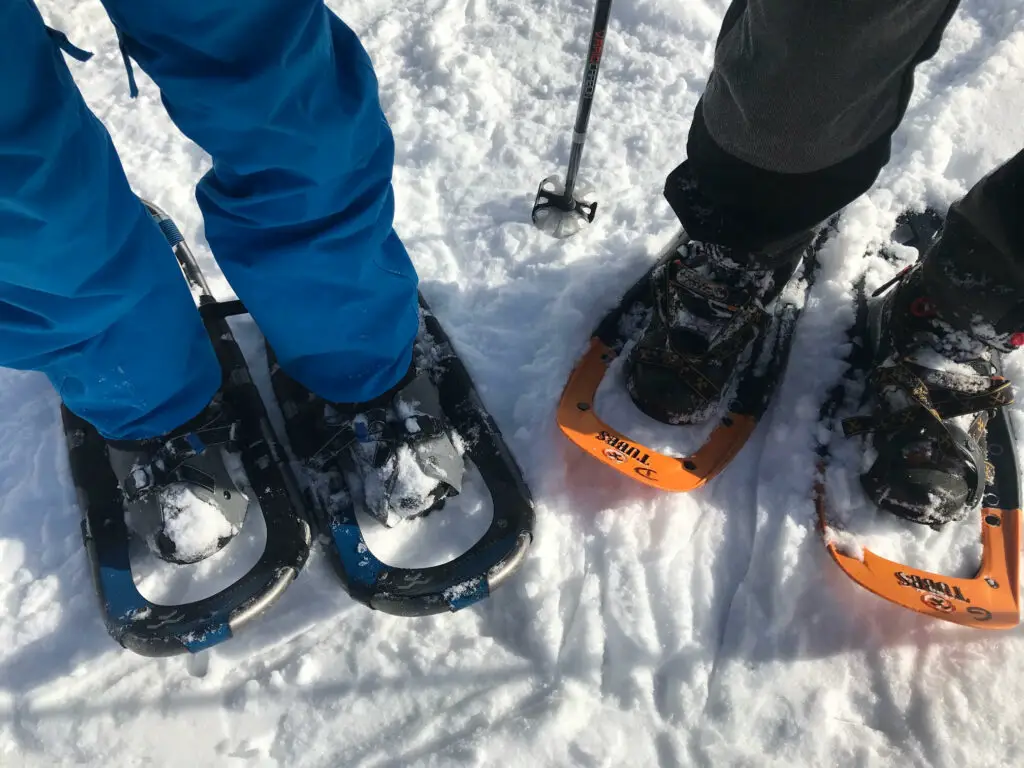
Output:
[[532, 0, 613, 239]]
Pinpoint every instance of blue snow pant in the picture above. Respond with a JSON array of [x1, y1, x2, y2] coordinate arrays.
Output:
[[0, 0, 419, 439]]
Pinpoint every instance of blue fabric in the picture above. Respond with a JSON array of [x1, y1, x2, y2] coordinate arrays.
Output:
[[0, 0, 419, 439], [0, 0, 221, 440]]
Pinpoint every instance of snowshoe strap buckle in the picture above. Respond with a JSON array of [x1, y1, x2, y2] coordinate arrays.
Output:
[[705, 300, 766, 356], [842, 365, 1013, 437], [398, 413, 447, 441], [120, 422, 237, 500], [665, 260, 738, 307]]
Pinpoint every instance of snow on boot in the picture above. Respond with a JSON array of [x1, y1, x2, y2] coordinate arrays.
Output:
[[271, 357, 465, 528], [625, 229, 813, 424], [843, 264, 1016, 526], [106, 393, 250, 564]]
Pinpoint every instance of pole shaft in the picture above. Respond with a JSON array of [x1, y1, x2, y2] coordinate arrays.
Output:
[[564, 0, 613, 200]]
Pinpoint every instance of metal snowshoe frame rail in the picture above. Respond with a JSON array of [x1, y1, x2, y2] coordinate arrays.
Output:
[[65, 201, 312, 656]]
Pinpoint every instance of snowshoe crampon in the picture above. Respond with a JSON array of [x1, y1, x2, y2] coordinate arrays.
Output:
[[557, 227, 829, 491], [64, 200, 311, 656], [815, 210, 1022, 629], [283, 299, 535, 616]]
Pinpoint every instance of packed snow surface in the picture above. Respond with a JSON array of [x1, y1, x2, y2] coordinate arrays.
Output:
[[2, 1, 1024, 766]]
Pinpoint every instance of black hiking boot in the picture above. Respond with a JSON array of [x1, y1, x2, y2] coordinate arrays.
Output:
[[106, 392, 250, 564], [843, 263, 1017, 526], [625, 229, 814, 424], [270, 353, 465, 528]]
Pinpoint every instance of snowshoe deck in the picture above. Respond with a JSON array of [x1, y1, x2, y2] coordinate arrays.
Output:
[[557, 227, 829, 491], [65, 201, 312, 656], [284, 299, 535, 616], [814, 210, 1022, 628]]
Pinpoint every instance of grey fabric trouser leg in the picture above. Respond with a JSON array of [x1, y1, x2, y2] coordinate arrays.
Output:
[[667, 0, 1024, 338], [666, 0, 965, 251], [704, 0, 960, 174]]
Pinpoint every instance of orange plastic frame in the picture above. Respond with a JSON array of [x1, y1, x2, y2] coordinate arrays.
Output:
[[815, 474, 1021, 629], [557, 338, 755, 492]]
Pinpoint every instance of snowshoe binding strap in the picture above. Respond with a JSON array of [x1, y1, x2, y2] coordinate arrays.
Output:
[[655, 256, 770, 355], [843, 359, 1013, 526], [635, 257, 768, 409], [303, 380, 463, 527], [841, 254, 1016, 526], [308, 405, 450, 471], [117, 420, 238, 501], [842, 363, 1013, 437]]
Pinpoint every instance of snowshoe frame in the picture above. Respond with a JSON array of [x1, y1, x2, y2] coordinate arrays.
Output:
[[65, 200, 312, 656], [557, 225, 833, 491], [281, 297, 536, 617], [815, 210, 1022, 628]]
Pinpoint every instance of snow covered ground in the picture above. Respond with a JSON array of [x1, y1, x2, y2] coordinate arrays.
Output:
[[3, 0, 1024, 765]]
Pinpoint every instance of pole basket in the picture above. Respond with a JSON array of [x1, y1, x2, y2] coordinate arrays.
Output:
[[531, 175, 597, 239]]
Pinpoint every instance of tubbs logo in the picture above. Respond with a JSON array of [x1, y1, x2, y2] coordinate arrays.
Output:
[[895, 572, 969, 604], [921, 594, 955, 613], [595, 431, 651, 466], [604, 448, 627, 464]]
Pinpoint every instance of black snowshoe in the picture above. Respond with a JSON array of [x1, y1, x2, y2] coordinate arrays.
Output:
[[274, 299, 535, 616], [64, 200, 311, 656]]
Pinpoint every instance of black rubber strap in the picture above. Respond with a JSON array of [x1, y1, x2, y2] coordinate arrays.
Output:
[[122, 423, 236, 499]]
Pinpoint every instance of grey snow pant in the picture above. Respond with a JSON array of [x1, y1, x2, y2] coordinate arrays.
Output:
[[666, 0, 1024, 338]]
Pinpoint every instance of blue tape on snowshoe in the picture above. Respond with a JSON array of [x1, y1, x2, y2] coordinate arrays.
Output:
[[186, 432, 206, 454], [99, 562, 151, 624], [330, 521, 385, 589], [182, 623, 231, 653], [446, 578, 489, 611]]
